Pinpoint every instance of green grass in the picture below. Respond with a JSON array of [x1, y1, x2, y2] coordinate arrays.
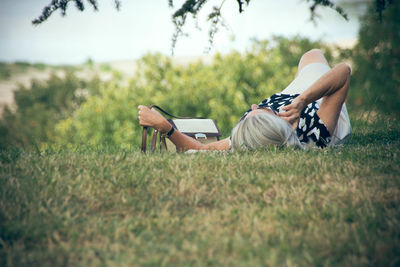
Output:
[[0, 113, 399, 266]]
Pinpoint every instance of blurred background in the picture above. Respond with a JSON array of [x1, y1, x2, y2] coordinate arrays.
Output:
[[0, 0, 398, 149], [0, 0, 363, 63]]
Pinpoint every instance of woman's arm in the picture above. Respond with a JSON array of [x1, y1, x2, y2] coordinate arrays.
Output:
[[278, 62, 351, 132], [169, 131, 230, 151], [138, 105, 229, 151], [294, 62, 350, 106]]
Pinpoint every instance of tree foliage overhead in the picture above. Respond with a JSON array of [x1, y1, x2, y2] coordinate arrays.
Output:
[[32, 0, 121, 24], [32, 0, 350, 25], [32, 0, 394, 52], [32, 0, 351, 51]]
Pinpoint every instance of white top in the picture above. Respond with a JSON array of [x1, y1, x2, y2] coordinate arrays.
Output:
[[280, 63, 351, 146]]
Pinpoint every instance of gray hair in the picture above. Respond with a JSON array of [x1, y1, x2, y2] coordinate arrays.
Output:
[[231, 112, 303, 151]]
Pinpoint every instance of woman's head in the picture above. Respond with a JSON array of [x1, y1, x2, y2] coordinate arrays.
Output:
[[231, 108, 302, 151]]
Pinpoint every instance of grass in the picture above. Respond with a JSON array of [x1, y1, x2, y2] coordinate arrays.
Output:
[[0, 113, 399, 266]]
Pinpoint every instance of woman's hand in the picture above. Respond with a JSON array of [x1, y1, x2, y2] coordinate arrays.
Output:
[[138, 105, 171, 133], [278, 97, 306, 129]]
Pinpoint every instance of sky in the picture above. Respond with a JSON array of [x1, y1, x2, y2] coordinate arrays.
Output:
[[0, 0, 368, 64]]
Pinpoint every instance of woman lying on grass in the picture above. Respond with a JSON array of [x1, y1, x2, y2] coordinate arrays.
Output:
[[138, 49, 352, 151]]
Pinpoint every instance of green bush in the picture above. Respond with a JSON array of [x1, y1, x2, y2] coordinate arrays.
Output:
[[345, 1, 400, 117], [0, 62, 12, 80], [0, 72, 102, 149], [54, 36, 333, 148]]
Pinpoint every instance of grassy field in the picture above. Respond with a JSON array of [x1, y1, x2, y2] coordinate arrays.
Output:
[[1, 112, 399, 266]]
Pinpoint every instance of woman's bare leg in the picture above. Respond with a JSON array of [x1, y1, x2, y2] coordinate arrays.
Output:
[[280, 49, 351, 134], [295, 49, 329, 77], [297, 49, 350, 134]]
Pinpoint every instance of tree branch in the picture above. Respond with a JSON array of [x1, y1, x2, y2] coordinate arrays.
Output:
[[32, 0, 120, 25], [32, 0, 393, 53]]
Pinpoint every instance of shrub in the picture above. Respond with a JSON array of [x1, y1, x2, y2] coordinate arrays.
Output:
[[0, 63, 12, 80], [0, 72, 102, 149], [345, 1, 400, 117]]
